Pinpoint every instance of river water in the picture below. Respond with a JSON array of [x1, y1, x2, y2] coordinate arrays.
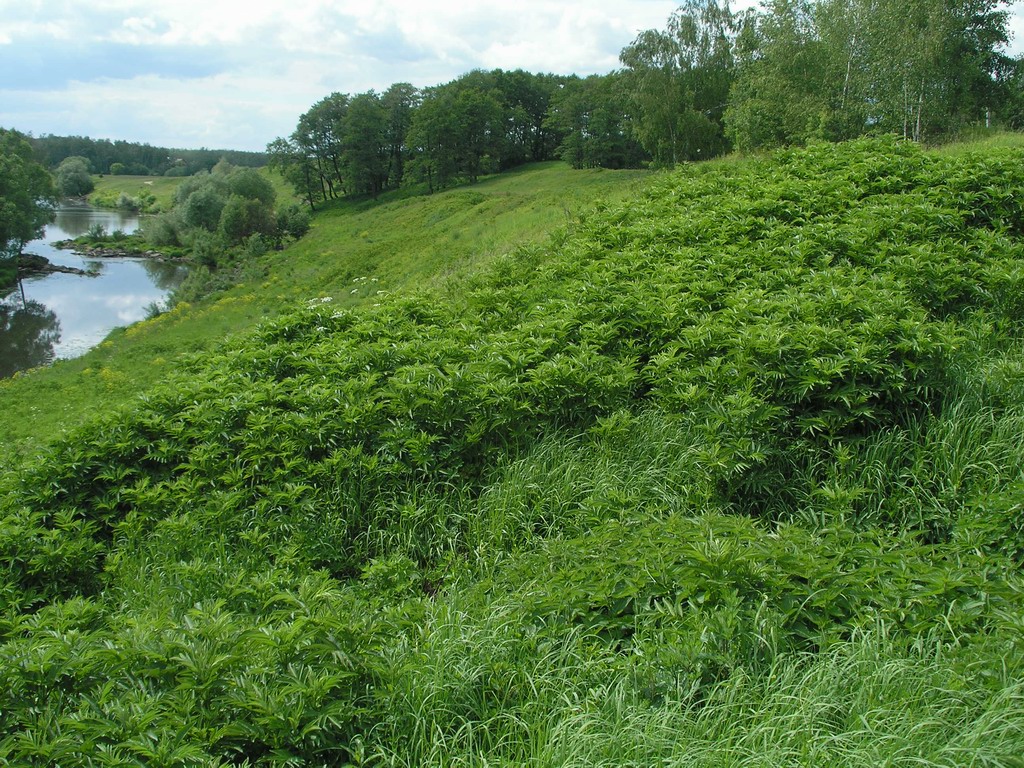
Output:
[[0, 205, 188, 379]]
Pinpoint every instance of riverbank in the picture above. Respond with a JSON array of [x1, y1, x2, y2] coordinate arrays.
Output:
[[4, 139, 1024, 766], [54, 239, 189, 263], [17, 252, 92, 278], [0, 203, 188, 383]]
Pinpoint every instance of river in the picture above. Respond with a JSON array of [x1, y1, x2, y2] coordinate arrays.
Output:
[[0, 204, 188, 379]]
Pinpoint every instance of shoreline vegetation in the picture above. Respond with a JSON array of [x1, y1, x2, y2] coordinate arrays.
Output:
[[53, 238, 190, 263]]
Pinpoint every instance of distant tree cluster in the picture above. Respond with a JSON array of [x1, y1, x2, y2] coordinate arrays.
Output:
[[268, 71, 588, 207], [28, 135, 269, 178], [273, 0, 1018, 199], [143, 161, 309, 270]]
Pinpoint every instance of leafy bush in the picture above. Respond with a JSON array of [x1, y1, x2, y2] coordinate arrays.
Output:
[[4, 137, 1024, 764]]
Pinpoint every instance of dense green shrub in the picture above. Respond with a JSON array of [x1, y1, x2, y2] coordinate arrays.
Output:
[[4, 137, 1024, 765]]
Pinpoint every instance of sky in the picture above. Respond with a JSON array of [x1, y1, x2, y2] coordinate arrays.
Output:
[[1, 0, 1023, 153]]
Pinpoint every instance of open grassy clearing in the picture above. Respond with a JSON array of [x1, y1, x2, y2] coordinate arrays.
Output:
[[87, 174, 182, 212]]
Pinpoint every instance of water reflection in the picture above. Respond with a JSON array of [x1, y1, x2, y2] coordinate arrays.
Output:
[[55, 204, 140, 238], [0, 298, 61, 378], [140, 258, 189, 291], [0, 204, 186, 378]]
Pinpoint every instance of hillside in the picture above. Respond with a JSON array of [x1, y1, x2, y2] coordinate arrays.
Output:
[[0, 163, 649, 462], [3, 138, 1024, 765]]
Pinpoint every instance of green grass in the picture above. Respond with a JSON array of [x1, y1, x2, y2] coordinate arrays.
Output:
[[88, 174, 182, 212], [88, 167, 296, 213], [3, 139, 1024, 766], [0, 163, 648, 463], [931, 127, 1024, 154]]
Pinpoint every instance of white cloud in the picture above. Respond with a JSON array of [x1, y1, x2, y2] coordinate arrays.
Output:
[[0, 0, 1020, 151]]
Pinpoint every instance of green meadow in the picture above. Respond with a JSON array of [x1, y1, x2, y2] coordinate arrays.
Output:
[[3, 137, 1024, 766], [88, 174, 183, 212]]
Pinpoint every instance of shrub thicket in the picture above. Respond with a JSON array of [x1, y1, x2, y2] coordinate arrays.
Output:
[[3, 137, 1024, 765]]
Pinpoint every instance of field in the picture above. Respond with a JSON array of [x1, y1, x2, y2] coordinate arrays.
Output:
[[3, 137, 1024, 765], [88, 174, 183, 212]]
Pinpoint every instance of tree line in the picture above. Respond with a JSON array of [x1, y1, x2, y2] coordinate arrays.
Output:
[[28, 135, 268, 178], [267, 71, 580, 207], [270, 0, 1019, 206]]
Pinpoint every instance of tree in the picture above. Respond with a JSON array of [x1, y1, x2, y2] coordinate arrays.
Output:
[[55, 155, 94, 197], [620, 0, 741, 164], [293, 93, 350, 200], [381, 83, 419, 187], [492, 69, 564, 167], [182, 184, 227, 231], [1, 128, 57, 279], [219, 195, 277, 245], [227, 167, 276, 206], [343, 92, 389, 197], [452, 86, 506, 182], [858, 0, 1011, 140], [724, 0, 835, 150], [725, 0, 1015, 150], [545, 74, 647, 169], [267, 137, 323, 210]]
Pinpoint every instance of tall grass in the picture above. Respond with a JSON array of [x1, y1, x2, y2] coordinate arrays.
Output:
[[537, 627, 1024, 768]]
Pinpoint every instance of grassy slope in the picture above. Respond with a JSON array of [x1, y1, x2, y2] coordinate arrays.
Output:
[[4, 138, 1024, 765], [87, 174, 182, 211], [0, 163, 649, 463], [89, 167, 298, 211]]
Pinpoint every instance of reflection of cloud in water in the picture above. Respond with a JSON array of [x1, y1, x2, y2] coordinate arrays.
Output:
[[105, 293, 161, 323], [3, 208, 189, 370]]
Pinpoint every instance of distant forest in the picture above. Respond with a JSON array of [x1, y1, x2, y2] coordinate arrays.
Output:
[[269, 0, 1024, 207], [24, 0, 1023, 209], [28, 135, 268, 178]]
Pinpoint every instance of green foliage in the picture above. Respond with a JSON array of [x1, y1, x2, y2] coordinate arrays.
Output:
[[0, 161, 646, 461], [226, 167, 276, 206], [0, 128, 57, 266], [219, 194, 276, 244], [725, 0, 1015, 150], [545, 73, 646, 169], [181, 183, 226, 231], [406, 83, 507, 191], [620, 0, 740, 164], [29, 134, 267, 177], [4, 139, 1024, 764], [54, 156, 94, 197], [271, 69, 570, 206], [276, 203, 310, 240], [144, 162, 285, 268]]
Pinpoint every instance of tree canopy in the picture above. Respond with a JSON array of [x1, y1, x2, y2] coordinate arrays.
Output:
[[267, 0, 1019, 203], [0, 128, 57, 267], [55, 156, 95, 197]]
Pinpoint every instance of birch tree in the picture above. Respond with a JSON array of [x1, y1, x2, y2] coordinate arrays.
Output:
[[621, 0, 741, 164]]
